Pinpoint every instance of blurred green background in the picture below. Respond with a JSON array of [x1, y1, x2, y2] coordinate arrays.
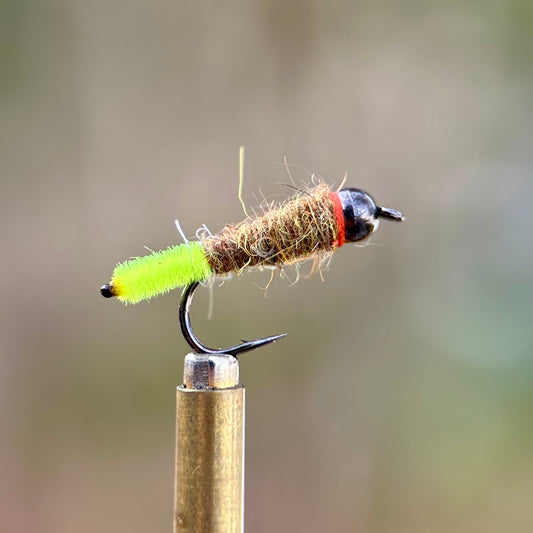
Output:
[[1, 1, 532, 532]]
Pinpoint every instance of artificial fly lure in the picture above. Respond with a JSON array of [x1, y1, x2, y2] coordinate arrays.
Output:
[[101, 183, 404, 354]]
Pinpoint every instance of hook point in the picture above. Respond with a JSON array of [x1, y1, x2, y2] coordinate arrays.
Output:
[[179, 282, 286, 356]]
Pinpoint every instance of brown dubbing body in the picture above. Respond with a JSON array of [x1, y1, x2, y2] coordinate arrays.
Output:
[[202, 184, 339, 275]]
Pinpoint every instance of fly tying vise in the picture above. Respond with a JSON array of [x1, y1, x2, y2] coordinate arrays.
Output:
[[101, 183, 404, 355]]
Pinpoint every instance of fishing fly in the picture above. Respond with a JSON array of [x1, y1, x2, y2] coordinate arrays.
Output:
[[101, 181, 404, 354]]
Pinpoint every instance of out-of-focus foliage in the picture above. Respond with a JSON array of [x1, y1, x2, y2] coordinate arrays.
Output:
[[0, 1, 531, 532]]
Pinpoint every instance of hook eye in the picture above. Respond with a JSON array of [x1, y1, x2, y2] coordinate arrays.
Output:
[[377, 206, 405, 222], [179, 282, 286, 357]]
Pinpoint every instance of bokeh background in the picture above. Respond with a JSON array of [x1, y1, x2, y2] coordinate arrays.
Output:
[[1, 1, 532, 532]]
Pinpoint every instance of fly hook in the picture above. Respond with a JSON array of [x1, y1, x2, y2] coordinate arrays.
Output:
[[179, 282, 286, 356]]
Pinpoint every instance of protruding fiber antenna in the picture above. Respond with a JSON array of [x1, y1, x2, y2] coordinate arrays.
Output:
[[377, 206, 405, 222], [179, 282, 286, 356]]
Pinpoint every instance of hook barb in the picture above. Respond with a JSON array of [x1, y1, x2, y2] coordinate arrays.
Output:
[[179, 282, 286, 356]]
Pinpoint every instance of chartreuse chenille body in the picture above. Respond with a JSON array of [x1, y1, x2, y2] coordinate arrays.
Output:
[[110, 242, 212, 304]]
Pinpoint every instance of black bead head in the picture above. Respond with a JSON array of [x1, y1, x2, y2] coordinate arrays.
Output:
[[337, 188, 405, 243], [337, 188, 380, 242]]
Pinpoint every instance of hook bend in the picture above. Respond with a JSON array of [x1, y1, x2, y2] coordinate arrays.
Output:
[[179, 282, 286, 356]]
